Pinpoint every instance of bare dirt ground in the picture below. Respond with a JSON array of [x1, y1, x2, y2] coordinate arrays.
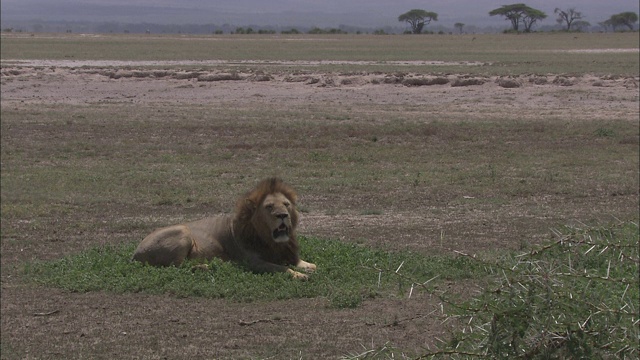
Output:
[[1, 62, 638, 359]]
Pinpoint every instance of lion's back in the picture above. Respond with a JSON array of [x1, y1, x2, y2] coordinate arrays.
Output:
[[186, 215, 234, 261]]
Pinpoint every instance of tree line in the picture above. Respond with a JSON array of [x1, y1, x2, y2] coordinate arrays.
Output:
[[3, 4, 638, 35], [399, 5, 638, 34]]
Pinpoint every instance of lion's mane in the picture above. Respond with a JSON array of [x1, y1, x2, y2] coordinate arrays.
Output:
[[233, 177, 300, 266]]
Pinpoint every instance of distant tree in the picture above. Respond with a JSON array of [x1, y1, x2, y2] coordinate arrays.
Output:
[[489, 4, 529, 32], [454, 22, 465, 34], [398, 9, 438, 34], [307, 27, 347, 35], [328, 28, 347, 34], [281, 28, 300, 34], [522, 7, 547, 32], [609, 12, 638, 31], [572, 20, 591, 32], [554, 8, 584, 31], [489, 3, 546, 32], [599, 20, 613, 32]]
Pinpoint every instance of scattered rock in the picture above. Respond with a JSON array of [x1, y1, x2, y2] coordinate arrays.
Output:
[[529, 76, 548, 85], [383, 75, 403, 84], [451, 77, 485, 87], [497, 78, 522, 88], [132, 71, 152, 78], [552, 76, 575, 86], [98, 70, 117, 78], [174, 72, 201, 80], [197, 73, 242, 82], [152, 70, 170, 78], [623, 78, 638, 89], [284, 75, 313, 83], [111, 71, 134, 79], [402, 77, 449, 86], [248, 74, 272, 82], [318, 77, 333, 86]]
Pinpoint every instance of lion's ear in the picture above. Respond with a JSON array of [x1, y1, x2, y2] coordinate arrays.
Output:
[[236, 197, 257, 221], [245, 198, 256, 210]]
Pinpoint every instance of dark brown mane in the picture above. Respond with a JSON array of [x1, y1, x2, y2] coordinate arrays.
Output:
[[233, 177, 300, 266], [248, 177, 298, 208], [234, 177, 298, 222]]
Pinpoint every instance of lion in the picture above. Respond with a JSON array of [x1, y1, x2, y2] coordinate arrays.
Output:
[[132, 177, 316, 280]]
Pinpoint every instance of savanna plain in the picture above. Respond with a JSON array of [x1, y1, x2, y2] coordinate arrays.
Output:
[[1, 32, 639, 359]]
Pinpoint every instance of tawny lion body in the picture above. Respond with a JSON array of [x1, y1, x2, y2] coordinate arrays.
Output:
[[132, 178, 316, 279]]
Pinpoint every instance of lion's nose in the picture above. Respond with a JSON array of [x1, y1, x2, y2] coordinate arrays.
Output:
[[276, 213, 288, 220]]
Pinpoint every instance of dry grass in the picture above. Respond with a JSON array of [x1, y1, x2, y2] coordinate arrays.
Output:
[[2, 102, 638, 257], [1, 32, 638, 75]]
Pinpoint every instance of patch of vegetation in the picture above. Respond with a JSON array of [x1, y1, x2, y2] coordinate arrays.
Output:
[[393, 222, 639, 359], [23, 236, 485, 309], [595, 126, 615, 138]]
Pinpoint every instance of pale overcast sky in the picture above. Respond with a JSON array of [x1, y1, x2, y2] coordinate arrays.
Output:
[[1, 1, 638, 28]]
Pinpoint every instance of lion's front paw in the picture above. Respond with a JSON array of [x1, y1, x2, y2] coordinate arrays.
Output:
[[287, 268, 310, 280], [297, 259, 317, 273]]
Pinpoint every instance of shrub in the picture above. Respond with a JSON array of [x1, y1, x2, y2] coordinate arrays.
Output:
[[411, 222, 639, 359]]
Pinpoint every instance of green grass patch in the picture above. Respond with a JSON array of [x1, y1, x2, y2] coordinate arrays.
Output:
[[23, 236, 485, 308]]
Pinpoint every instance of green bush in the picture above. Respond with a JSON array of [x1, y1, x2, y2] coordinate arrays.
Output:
[[419, 222, 639, 359]]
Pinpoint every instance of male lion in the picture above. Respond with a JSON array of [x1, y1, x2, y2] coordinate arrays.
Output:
[[132, 177, 316, 280]]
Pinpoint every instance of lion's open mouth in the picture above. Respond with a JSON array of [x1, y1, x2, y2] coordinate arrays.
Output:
[[272, 223, 289, 242]]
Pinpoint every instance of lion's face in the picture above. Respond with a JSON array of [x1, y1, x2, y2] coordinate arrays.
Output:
[[252, 192, 297, 243]]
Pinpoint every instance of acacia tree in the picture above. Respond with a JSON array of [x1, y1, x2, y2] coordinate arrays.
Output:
[[609, 12, 639, 30], [522, 8, 547, 32], [489, 3, 528, 32], [398, 9, 438, 34], [599, 20, 613, 32], [454, 22, 465, 34], [554, 8, 583, 31], [489, 3, 546, 32], [572, 20, 591, 32]]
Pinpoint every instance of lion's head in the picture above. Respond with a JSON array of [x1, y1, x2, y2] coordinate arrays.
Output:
[[234, 178, 299, 245]]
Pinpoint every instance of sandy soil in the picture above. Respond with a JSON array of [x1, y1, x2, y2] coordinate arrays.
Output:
[[2, 61, 638, 108]]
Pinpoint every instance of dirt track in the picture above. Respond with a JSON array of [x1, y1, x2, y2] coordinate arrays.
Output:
[[1, 62, 639, 359]]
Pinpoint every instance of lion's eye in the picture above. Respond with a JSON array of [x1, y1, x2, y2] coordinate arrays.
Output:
[[283, 202, 291, 208], [265, 204, 274, 211]]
